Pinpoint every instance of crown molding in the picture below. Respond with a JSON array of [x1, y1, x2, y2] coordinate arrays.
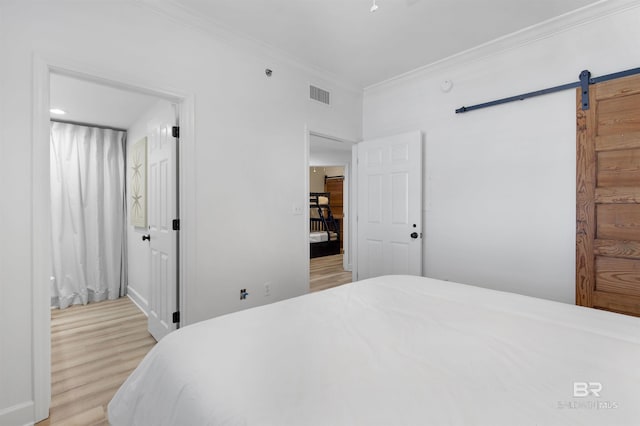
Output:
[[365, 0, 640, 92], [134, 0, 363, 94]]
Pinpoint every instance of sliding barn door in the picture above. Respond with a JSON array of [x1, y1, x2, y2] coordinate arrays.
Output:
[[576, 74, 640, 316]]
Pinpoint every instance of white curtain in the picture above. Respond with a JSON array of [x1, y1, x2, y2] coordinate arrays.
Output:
[[50, 122, 127, 309]]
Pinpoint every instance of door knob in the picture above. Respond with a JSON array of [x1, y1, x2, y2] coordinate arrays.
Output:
[[410, 232, 419, 239], [142, 234, 151, 241]]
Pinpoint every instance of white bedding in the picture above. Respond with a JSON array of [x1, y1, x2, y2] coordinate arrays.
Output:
[[309, 231, 328, 243], [108, 275, 640, 425], [316, 195, 329, 205]]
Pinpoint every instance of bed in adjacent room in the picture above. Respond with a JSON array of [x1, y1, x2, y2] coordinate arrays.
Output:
[[309, 192, 341, 258], [108, 275, 640, 425]]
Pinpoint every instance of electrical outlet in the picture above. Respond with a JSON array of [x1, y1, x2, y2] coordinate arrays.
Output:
[[240, 288, 249, 300], [264, 282, 271, 296]]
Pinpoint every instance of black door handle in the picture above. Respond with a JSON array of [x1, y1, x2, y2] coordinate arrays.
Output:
[[142, 234, 151, 241], [410, 232, 419, 239]]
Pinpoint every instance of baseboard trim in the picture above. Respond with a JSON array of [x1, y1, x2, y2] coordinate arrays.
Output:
[[0, 400, 35, 426], [127, 287, 149, 317]]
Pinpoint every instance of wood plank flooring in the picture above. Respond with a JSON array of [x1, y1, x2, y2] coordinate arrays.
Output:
[[37, 297, 155, 426], [34, 259, 346, 425], [310, 254, 353, 292]]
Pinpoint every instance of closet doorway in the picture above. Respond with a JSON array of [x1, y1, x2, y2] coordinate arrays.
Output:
[[45, 72, 180, 422], [49, 74, 144, 310], [49, 72, 180, 325], [308, 132, 354, 292]]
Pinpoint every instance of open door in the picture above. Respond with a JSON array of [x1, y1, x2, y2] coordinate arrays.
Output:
[[354, 131, 423, 281], [147, 106, 179, 340]]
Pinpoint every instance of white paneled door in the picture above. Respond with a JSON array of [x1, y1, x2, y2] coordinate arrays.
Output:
[[355, 131, 423, 280], [147, 111, 178, 341]]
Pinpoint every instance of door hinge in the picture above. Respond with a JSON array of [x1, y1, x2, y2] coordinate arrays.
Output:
[[172, 311, 180, 323], [172, 126, 180, 138], [172, 219, 180, 231]]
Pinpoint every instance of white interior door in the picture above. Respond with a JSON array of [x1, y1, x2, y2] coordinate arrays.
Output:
[[147, 110, 178, 341], [355, 131, 423, 280]]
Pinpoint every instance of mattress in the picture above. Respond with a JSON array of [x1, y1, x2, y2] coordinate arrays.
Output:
[[108, 275, 640, 426], [309, 231, 328, 243], [309, 231, 338, 243], [311, 195, 329, 205]]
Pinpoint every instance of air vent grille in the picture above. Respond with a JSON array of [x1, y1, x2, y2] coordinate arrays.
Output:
[[310, 85, 330, 105]]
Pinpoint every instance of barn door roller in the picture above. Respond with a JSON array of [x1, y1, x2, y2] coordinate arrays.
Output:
[[455, 66, 640, 114]]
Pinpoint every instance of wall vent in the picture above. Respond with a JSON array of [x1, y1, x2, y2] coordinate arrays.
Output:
[[310, 85, 330, 105]]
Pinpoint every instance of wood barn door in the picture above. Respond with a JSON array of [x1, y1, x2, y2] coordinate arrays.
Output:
[[576, 74, 640, 316]]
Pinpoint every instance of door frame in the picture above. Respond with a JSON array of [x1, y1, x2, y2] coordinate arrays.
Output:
[[305, 128, 356, 283], [31, 54, 195, 421], [352, 143, 359, 282]]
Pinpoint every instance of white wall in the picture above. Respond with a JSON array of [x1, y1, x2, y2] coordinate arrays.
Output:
[[324, 166, 345, 177], [0, 2, 361, 424], [126, 100, 176, 314], [309, 168, 325, 193], [310, 166, 346, 193], [363, 4, 640, 304]]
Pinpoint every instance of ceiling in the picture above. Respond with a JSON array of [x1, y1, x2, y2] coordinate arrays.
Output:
[[169, 0, 601, 88], [50, 73, 161, 129], [50, 0, 602, 128]]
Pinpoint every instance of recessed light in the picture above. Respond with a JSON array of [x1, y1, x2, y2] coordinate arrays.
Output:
[[50, 108, 66, 115], [370, 0, 379, 12]]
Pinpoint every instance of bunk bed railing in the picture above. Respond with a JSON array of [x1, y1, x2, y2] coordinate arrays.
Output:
[[311, 193, 339, 229]]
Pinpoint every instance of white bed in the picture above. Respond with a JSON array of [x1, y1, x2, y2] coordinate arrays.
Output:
[[108, 275, 640, 425]]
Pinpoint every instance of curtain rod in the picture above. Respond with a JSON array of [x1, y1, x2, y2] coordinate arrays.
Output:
[[50, 118, 127, 133]]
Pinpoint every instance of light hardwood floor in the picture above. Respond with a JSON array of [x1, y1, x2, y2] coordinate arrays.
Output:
[[37, 297, 156, 426], [35, 259, 347, 425], [310, 254, 353, 292]]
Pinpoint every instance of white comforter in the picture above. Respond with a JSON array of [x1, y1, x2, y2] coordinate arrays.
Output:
[[108, 275, 640, 425]]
